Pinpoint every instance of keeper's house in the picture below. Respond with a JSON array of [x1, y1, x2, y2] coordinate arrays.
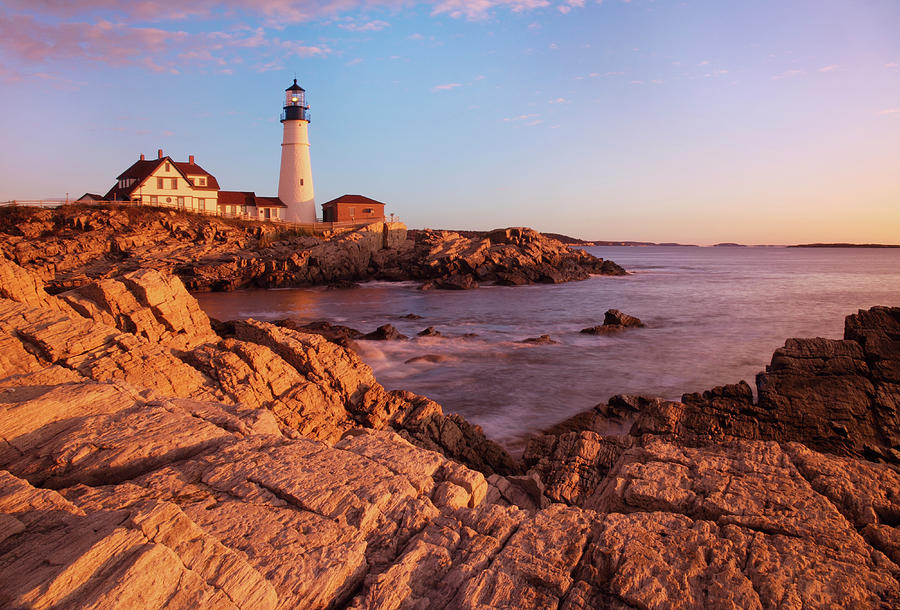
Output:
[[321, 194, 386, 223], [93, 150, 286, 221]]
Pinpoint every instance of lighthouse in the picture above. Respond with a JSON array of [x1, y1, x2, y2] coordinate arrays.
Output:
[[278, 79, 315, 223]]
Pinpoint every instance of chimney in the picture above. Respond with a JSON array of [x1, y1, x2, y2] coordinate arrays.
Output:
[[158, 149, 163, 159], [140, 153, 145, 161], [189, 155, 195, 164]]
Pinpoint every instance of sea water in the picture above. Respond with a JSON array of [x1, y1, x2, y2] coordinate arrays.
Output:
[[195, 246, 900, 452]]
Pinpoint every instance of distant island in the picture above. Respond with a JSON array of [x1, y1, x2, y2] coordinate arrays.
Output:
[[789, 243, 900, 248], [542, 233, 699, 247]]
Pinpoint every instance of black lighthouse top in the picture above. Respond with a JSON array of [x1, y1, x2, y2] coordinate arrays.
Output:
[[281, 79, 310, 122]]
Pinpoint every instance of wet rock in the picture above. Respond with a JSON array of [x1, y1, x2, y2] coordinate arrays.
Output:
[[417, 326, 441, 337], [325, 279, 361, 290], [276, 319, 364, 348], [519, 334, 559, 345], [364, 324, 408, 341], [425, 274, 479, 290], [405, 354, 452, 365], [400, 313, 423, 320], [580, 308, 645, 334]]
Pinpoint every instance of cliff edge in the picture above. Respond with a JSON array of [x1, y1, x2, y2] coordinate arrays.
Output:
[[0, 204, 625, 292]]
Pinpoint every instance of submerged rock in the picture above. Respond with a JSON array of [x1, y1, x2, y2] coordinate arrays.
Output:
[[581, 308, 645, 334], [405, 354, 452, 364], [275, 319, 364, 348], [364, 324, 408, 341], [519, 334, 559, 345]]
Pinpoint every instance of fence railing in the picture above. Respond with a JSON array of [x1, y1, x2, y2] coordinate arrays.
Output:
[[0, 199, 69, 208]]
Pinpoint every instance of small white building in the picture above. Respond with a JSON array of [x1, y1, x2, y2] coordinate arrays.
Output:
[[217, 191, 287, 221]]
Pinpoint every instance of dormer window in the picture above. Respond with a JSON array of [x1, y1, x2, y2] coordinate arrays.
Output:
[[197, 177, 206, 187]]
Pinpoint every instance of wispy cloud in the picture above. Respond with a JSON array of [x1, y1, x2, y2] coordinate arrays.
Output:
[[432, 0, 552, 21], [504, 113, 539, 122], [432, 82, 462, 92], [817, 64, 839, 73], [558, 0, 584, 14], [1, 0, 584, 77], [338, 20, 390, 32], [773, 69, 803, 80], [0, 9, 332, 76], [886, 61, 900, 69], [879, 108, 900, 118]]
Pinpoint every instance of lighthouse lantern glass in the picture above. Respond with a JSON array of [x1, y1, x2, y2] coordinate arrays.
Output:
[[286, 90, 305, 107]]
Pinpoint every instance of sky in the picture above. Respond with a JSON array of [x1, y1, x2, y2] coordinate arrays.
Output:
[[0, 0, 898, 244]]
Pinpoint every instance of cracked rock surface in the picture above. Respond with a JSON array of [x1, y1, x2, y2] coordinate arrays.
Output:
[[1, 253, 898, 608]]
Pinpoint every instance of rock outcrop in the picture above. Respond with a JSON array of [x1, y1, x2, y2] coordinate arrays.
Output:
[[580, 308, 645, 334], [1, 252, 898, 608], [0, 205, 625, 292]]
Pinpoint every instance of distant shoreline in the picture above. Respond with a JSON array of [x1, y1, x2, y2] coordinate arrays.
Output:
[[395, 229, 900, 249], [788, 243, 900, 249]]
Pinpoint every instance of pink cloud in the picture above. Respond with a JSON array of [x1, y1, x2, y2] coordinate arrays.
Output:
[[0, 0, 581, 77], [338, 19, 390, 31], [432, 0, 551, 20], [432, 82, 462, 91]]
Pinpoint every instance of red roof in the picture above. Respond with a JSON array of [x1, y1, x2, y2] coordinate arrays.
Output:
[[321, 194, 386, 208], [218, 191, 286, 208], [254, 196, 287, 208], [173, 161, 220, 189], [218, 191, 256, 206]]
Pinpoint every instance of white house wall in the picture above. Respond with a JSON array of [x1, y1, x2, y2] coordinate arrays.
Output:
[[130, 163, 218, 212]]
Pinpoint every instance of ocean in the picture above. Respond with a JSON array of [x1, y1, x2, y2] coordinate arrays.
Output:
[[195, 246, 900, 452]]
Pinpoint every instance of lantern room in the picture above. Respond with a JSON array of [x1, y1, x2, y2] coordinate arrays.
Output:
[[281, 79, 310, 122]]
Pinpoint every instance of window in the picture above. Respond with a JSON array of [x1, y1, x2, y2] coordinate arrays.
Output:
[[350, 207, 356, 217], [165, 162, 170, 172], [197, 177, 206, 187], [363, 208, 373, 214], [171, 178, 177, 189], [157, 177, 164, 189], [198, 198, 205, 211], [177, 196, 185, 209], [150, 195, 158, 205], [299, 178, 304, 186]]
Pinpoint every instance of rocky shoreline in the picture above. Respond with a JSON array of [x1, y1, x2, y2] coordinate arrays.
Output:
[[1, 247, 899, 607], [0, 204, 625, 293]]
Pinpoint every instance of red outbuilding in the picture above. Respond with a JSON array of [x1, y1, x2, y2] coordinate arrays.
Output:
[[321, 194, 386, 223]]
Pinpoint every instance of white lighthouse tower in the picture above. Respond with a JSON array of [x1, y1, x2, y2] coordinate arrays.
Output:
[[278, 79, 315, 223]]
